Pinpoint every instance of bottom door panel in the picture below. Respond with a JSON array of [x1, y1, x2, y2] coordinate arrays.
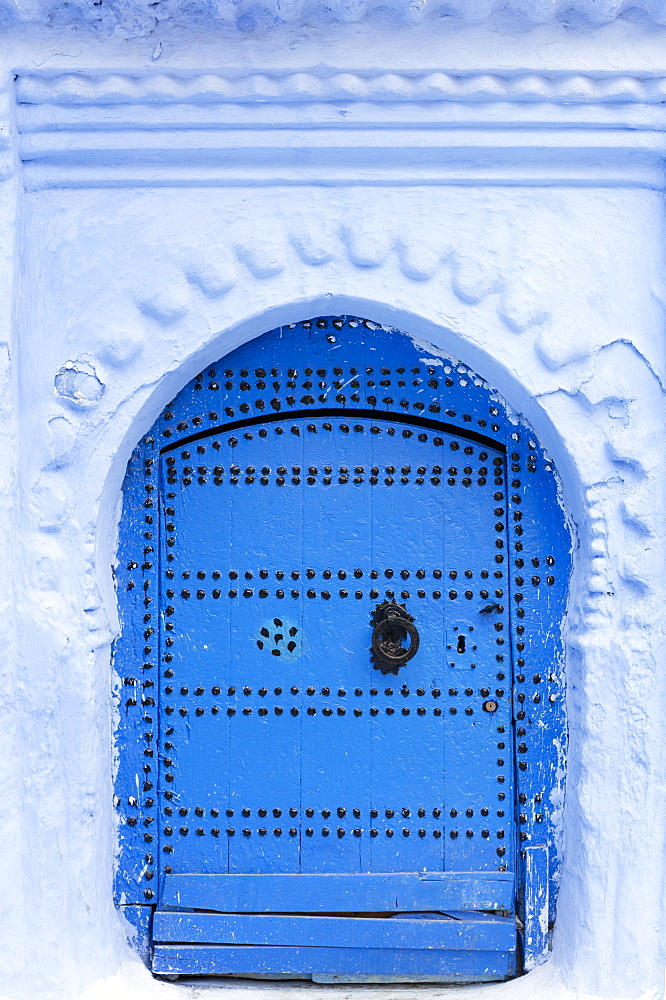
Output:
[[152, 911, 517, 983], [153, 911, 515, 950], [153, 942, 516, 982]]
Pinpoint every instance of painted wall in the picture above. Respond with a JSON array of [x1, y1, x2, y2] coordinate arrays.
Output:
[[1, 12, 666, 1000]]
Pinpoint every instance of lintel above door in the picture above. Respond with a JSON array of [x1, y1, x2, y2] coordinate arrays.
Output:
[[13, 70, 666, 190]]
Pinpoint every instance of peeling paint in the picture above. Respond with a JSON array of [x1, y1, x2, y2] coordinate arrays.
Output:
[[54, 359, 105, 407]]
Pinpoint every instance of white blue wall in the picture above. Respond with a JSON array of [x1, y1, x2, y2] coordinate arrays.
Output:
[[1, 10, 666, 1000]]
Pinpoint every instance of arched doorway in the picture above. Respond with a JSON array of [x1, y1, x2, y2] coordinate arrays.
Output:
[[113, 316, 570, 982]]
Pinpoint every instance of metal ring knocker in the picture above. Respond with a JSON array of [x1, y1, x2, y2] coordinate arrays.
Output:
[[370, 601, 420, 675]]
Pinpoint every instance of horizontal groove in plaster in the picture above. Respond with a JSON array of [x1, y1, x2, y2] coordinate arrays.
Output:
[[18, 127, 666, 190], [16, 114, 666, 132], [21, 164, 664, 191], [18, 129, 666, 153]]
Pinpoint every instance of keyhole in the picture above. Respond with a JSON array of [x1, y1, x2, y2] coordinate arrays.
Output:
[[457, 635, 466, 654]]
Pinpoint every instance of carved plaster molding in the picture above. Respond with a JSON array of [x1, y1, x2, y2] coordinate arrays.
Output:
[[16, 68, 666, 189], [3, 0, 666, 34], [0, 81, 18, 183], [131, 222, 548, 337], [16, 70, 666, 107]]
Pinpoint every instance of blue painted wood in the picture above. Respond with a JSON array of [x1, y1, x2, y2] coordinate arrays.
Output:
[[506, 435, 570, 929], [120, 905, 154, 966], [311, 974, 509, 984], [521, 846, 549, 970], [113, 435, 160, 905], [152, 944, 516, 980], [113, 314, 572, 980], [153, 910, 515, 950], [161, 872, 514, 913]]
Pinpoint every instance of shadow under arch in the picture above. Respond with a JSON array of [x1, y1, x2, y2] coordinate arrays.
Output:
[[105, 300, 576, 985]]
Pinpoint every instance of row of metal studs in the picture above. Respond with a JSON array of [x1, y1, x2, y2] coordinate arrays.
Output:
[[160, 826, 507, 845], [165, 462, 487, 475], [157, 806, 500, 818], [164, 589, 500, 602], [161, 705, 505, 717], [163, 568, 495, 579], [510, 441, 556, 848], [160, 686, 500, 697], [168, 474, 493, 487]]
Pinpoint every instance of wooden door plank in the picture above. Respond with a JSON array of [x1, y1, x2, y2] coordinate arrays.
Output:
[[522, 846, 549, 970], [153, 911, 516, 950], [152, 944, 517, 979], [162, 872, 514, 912]]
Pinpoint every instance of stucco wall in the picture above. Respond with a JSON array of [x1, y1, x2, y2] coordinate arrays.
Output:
[[1, 16, 666, 1000]]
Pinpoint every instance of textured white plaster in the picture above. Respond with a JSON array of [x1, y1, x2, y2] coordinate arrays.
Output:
[[5, 177, 664, 1000], [54, 358, 106, 406], [0, 80, 22, 1000], [1, 20, 666, 1000], [4, 0, 666, 37]]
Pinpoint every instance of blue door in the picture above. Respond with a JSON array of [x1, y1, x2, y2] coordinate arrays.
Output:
[[114, 317, 570, 981]]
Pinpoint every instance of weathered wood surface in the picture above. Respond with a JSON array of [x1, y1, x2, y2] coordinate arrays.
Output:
[[152, 943, 517, 979], [162, 871, 515, 913], [522, 846, 549, 970], [153, 910, 516, 950]]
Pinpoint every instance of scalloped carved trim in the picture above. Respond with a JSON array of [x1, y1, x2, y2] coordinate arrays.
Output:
[[3, 0, 666, 35], [16, 70, 666, 108], [130, 222, 548, 336]]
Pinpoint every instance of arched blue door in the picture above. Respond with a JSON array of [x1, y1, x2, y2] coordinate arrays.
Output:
[[114, 317, 570, 982]]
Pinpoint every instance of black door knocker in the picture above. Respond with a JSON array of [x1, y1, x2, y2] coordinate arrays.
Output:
[[370, 600, 420, 675]]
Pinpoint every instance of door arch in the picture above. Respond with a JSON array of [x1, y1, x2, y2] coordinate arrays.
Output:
[[113, 315, 570, 982]]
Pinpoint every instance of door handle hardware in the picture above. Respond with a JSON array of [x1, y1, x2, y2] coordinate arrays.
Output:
[[480, 602, 504, 614], [371, 601, 420, 675]]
